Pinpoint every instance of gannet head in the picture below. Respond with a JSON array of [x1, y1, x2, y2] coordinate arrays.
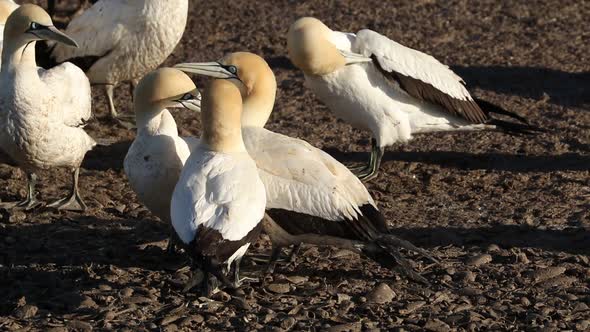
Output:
[[134, 68, 200, 112], [175, 52, 277, 127], [201, 79, 245, 153], [5, 4, 78, 48], [287, 17, 346, 76], [0, 0, 19, 25]]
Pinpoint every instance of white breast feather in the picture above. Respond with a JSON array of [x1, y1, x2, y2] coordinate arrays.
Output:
[[353, 29, 473, 101], [171, 147, 266, 244]]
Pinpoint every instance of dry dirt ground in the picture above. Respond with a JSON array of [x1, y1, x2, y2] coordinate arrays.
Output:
[[1, 0, 589, 331]]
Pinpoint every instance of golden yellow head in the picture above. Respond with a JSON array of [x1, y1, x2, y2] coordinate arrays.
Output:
[[0, 0, 18, 25], [287, 17, 346, 76], [4, 4, 77, 47], [174, 52, 277, 127], [134, 67, 200, 112], [201, 79, 245, 152]]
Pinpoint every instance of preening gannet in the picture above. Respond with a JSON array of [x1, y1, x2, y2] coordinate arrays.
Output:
[[176, 52, 434, 281], [171, 79, 266, 295], [287, 17, 538, 180], [50, 0, 189, 125], [124, 67, 200, 251], [0, 0, 18, 69], [0, 4, 95, 211]]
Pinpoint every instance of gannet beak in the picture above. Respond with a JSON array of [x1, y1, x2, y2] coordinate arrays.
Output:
[[175, 62, 237, 80], [174, 91, 201, 112], [339, 50, 372, 65], [32, 25, 78, 47]]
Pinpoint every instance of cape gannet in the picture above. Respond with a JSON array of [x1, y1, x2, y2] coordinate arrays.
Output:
[[287, 17, 539, 180], [124, 67, 200, 252], [49, 0, 189, 126], [0, 4, 95, 211], [171, 79, 266, 295], [0, 0, 18, 69], [176, 52, 434, 281]]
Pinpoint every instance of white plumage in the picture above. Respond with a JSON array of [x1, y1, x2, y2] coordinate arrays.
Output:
[[0, 4, 95, 210], [288, 17, 532, 180], [51, 0, 189, 120], [0, 0, 18, 69], [171, 148, 266, 245]]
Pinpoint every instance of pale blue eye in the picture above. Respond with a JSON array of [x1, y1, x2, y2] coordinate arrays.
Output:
[[30, 22, 38, 30], [228, 66, 238, 74]]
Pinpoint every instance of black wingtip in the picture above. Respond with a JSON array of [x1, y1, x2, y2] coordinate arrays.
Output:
[[489, 118, 549, 136], [474, 97, 530, 124]]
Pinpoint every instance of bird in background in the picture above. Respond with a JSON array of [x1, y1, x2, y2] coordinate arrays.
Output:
[[124, 67, 201, 252], [176, 52, 435, 282], [171, 79, 266, 295], [0, 0, 19, 68], [0, 4, 95, 211], [287, 17, 540, 181], [49, 0, 189, 128], [47, 0, 97, 19]]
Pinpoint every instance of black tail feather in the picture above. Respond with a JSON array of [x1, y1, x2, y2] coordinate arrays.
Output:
[[489, 118, 548, 135], [475, 97, 530, 124]]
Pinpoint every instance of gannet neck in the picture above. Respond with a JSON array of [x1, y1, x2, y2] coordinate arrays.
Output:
[[242, 70, 277, 128], [135, 103, 169, 137], [2, 39, 36, 71], [201, 80, 246, 153]]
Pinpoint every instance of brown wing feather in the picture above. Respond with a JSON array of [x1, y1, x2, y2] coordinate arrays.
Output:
[[371, 56, 489, 124]]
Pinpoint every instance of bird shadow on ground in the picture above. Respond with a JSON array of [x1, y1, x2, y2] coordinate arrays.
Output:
[[325, 147, 590, 173], [82, 140, 132, 171], [452, 66, 590, 110], [389, 225, 590, 256]]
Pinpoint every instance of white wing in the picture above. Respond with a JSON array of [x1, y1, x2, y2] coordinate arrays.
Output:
[[349, 29, 488, 123], [243, 127, 374, 222], [171, 148, 266, 244], [51, 0, 139, 62], [39, 63, 92, 128]]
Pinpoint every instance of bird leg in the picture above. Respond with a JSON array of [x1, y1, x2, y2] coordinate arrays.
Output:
[[103, 84, 135, 129], [182, 268, 205, 293], [232, 255, 258, 288], [47, 168, 88, 211], [356, 138, 384, 181], [0, 172, 44, 210]]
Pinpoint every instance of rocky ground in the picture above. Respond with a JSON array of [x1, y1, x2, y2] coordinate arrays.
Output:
[[0, 0, 589, 331]]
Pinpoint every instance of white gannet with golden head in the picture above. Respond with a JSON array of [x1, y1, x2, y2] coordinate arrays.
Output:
[[0, 0, 19, 68], [124, 67, 200, 251], [176, 53, 434, 281], [171, 79, 266, 295], [287, 17, 538, 181], [50, 0, 189, 125], [0, 4, 95, 211]]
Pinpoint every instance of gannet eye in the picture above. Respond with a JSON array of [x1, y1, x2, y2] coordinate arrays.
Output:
[[30, 22, 39, 30], [181, 93, 193, 100], [227, 66, 238, 75]]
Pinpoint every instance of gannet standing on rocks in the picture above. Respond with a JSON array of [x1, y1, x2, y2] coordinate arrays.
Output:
[[171, 79, 266, 295], [176, 52, 434, 282], [0, 0, 18, 69], [49, 0, 189, 125], [0, 4, 95, 211], [124, 68, 201, 251], [287, 17, 539, 180]]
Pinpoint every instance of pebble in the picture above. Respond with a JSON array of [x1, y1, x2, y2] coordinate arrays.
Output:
[[14, 305, 38, 319], [79, 296, 98, 309], [424, 319, 450, 332], [122, 296, 152, 304], [400, 301, 425, 315], [515, 252, 529, 264], [366, 283, 395, 304], [8, 211, 26, 223], [532, 267, 566, 283], [120, 287, 134, 297], [68, 320, 93, 331], [281, 317, 297, 330], [267, 283, 291, 294], [467, 254, 492, 267], [520, 297, 531, 306]]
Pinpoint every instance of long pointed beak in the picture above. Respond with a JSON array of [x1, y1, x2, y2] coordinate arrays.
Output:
[[35, 26, 78, 47], [339, 50, 372, 65], [175, 62, 235, 79]]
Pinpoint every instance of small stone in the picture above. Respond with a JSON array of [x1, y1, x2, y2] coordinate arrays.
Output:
[[8, 211, 26, 223], [68, 320, 93, 331], [327, 322, 362, 332], [120, 287, 134, 297], [285, 276, 308, 285], [281, 317, 297, 330], [98, 284, 112, 291], [122, 296, 152, 304], [532, 267, 566, 283], [366, 283, 395, 304], [520, 297, 531, 306], [467, 254, 492, 267], [486, 244, 501, 252], [267, 283, 290, 294], [14, 305, 38, 319], [574, 302, 589, 312], [576, 320, 590, 330], [515, 252, 529, 264], [160, 314, 181, 326], [79, 296, 98, 309], [424, 319, 450, 332]]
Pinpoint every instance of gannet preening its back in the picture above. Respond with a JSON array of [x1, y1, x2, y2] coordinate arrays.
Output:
[[0, 4, 95, 211], [287, 17, 540, 181], [171, 79, 266, 295], [124, 68, 201, 251], [176, 52, 434, 282], [50, 0, 189, 126], [0, 0, 18, 69]]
